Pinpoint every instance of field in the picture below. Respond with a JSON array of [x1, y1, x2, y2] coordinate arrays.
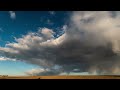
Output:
[[0, 75, 120, 79]]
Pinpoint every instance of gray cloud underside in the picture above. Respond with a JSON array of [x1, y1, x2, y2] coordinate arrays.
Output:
[[1, 11, 120, 75]]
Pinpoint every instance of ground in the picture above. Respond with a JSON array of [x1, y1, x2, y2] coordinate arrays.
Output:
[[0, 75, 120, 79]]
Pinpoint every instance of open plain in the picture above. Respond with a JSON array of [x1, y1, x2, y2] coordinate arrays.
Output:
[[0, 75, 120, 79]]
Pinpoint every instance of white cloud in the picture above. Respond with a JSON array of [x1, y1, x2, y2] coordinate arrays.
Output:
[[62, 25, 68, 32], [40, 28, 55, 39], [71, 11, 120, 52], [0, 56, 16, 61], [25, 68, 62, 76], [0, 28, 60, 67], [25, 68, 46, 75], [9, 11, 16, 20]]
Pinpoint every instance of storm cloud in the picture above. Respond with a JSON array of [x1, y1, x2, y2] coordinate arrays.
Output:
[[1, 11, 120, 75]]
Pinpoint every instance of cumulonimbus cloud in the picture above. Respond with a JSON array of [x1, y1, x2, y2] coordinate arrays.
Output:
[[1, 11, 120, 75]]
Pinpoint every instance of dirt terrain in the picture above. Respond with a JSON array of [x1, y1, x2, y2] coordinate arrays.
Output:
[[0, 75, 120, 79]]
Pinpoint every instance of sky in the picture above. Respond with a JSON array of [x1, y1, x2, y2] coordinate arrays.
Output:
[[0, 11, 68, 47], [0, 11, 69, 76], [0, 11, 71, 76], [1, 11, 120, 76]]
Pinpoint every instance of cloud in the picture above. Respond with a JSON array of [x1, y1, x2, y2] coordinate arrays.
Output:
[[25, 68, 46, 75], [9, 11, 16, 19], [46, 19, 54, 25], [0, 28, 4, 32], [39, 27, 55, 39], [1, 11, 120, 75], [62, 25, 68, 31], [0, 56, 16, 61], [0, 28, 58, 68], [25, 68, 61, 76], [49, 11, 55, 15]]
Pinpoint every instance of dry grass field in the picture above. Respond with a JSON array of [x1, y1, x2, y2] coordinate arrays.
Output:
[[0, 75, 120, 79]]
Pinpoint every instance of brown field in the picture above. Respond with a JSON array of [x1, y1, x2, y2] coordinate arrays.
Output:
[[0, 75, 120, 79]]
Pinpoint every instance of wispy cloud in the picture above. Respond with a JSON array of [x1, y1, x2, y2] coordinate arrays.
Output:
[[9, 11, 16, 20], [49, 11, 55, 15], [0, 28, 4, 32], [47, 19, 54, 25]]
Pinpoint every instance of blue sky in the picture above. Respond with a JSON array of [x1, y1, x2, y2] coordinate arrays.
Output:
[[0, 11, 70, 76], [0, 61, 39, 76], [0, 11, 69, 47]]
